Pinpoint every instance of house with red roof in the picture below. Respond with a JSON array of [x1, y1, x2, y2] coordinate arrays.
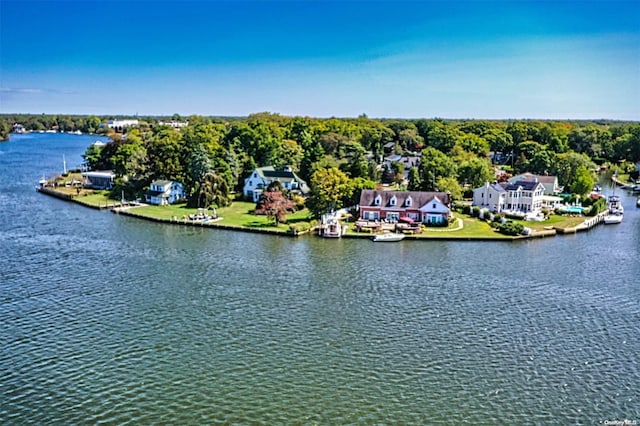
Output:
[[358, 190, 451, 225]]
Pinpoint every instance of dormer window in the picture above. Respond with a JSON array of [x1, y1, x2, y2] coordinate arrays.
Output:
[[390, 196, 397, 206], [374, 195, 382, 206], [405, 196, 412, 207]]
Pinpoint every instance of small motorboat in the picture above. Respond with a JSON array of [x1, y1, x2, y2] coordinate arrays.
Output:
[[372, 232, 405, 242]]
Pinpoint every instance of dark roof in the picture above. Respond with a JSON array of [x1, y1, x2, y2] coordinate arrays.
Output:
[[263, 170, 297, 179], [359, 189, 450, 208], [504, 180, 541, 191]]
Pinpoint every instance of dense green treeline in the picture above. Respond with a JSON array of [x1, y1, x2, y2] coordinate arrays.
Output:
[[2, 113, 639, 216]]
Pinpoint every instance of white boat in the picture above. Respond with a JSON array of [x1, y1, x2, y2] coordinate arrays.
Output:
[[608, 195, 624, 215], [604, 195, 624, 224], [604, 213, 623, 224], [372, 232, 405, 242], [320, 219, 344, 238]]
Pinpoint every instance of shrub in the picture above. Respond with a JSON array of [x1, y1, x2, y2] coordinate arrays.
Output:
[[462, 205, 472, 215], [497, 220, 524, 236], [586, 197, 606, 216], [425, 220, 449, 228], [288, 221, 311, 234], [504, 211, 525, 220], [581, 197, 593, 207], [291, 194, 306, 211], [472, 206, 480, 217]]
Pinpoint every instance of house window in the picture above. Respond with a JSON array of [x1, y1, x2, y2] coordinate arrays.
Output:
[[387, 212, 399, 222], [365, 211, 379, 220], [406, 196, 412, 207], [432, 203, 436, 209], [390, 196, 397, 206], [374, 195, 381, 206]]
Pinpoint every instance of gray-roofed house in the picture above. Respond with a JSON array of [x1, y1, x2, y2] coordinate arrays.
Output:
[[145, 180, 185, 205], [503, 180, 545, 212], [474, 179, 546, 213], [358, 190, 451, 225], [509, 173, 561, 195], [243, 166, 310, 202]]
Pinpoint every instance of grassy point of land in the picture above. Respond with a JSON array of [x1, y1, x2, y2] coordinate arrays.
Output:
[[41, 185, 599, 239], [512, 214, 586, 232], [128, 201, 312, 233]]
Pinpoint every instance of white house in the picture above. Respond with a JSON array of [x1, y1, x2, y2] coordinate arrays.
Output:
[[145, 180, 185, 205], [473, 182, 507, 212], [473, 180, 545, 213], [158, 120, 189, 128], [503, 180, 545, 213], [243, 166, 309, 202], [107, 120, 139, 131]]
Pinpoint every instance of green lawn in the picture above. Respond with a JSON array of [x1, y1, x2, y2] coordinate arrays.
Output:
[[344, 214, 513, 240], [419, 214, 512, 239], [74, 190, 120, 208], [128, 201, 312, 232], [52, 185, 593, 238], [344, 211, 594, 240], [513, 214, 587, 232]]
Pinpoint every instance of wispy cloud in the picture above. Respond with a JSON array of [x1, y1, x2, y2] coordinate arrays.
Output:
[[0, 87, 75, 95]]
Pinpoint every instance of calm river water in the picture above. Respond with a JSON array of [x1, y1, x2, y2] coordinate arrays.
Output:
[[1, 133, 639, 424]]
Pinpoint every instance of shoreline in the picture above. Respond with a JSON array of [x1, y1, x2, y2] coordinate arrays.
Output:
[[37, 186, 610, 242]]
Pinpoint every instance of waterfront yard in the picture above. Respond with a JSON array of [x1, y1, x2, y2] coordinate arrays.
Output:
[[126, 201, 312, 232], [43, 185, 597, 239], [344, 211, 593, 240], [514, 214, 586, 232]]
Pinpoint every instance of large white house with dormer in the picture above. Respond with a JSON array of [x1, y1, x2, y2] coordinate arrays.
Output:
[[473, 180, 545, 213], [145, 180, 185, 205], [243, 166, 309, 202]]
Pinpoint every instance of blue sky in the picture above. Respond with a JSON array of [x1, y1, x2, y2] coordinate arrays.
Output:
[[1, 0, 638, 119]]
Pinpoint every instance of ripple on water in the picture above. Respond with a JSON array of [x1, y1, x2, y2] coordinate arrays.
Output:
[[2, 146, 640, 423]]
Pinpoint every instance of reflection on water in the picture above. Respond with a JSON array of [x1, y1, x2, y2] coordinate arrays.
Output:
[[1, 134, 638, 423]]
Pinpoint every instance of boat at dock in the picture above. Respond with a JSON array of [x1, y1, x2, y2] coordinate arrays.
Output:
[[372, 232, 405, 242], [603, 195, 624, 224], [319, 218, 346, 238]]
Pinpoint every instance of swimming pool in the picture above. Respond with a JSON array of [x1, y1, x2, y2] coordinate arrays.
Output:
[[562, 206, 586, 214]]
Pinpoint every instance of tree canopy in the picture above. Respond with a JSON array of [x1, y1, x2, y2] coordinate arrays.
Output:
[[3, 113, 638, 217]]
